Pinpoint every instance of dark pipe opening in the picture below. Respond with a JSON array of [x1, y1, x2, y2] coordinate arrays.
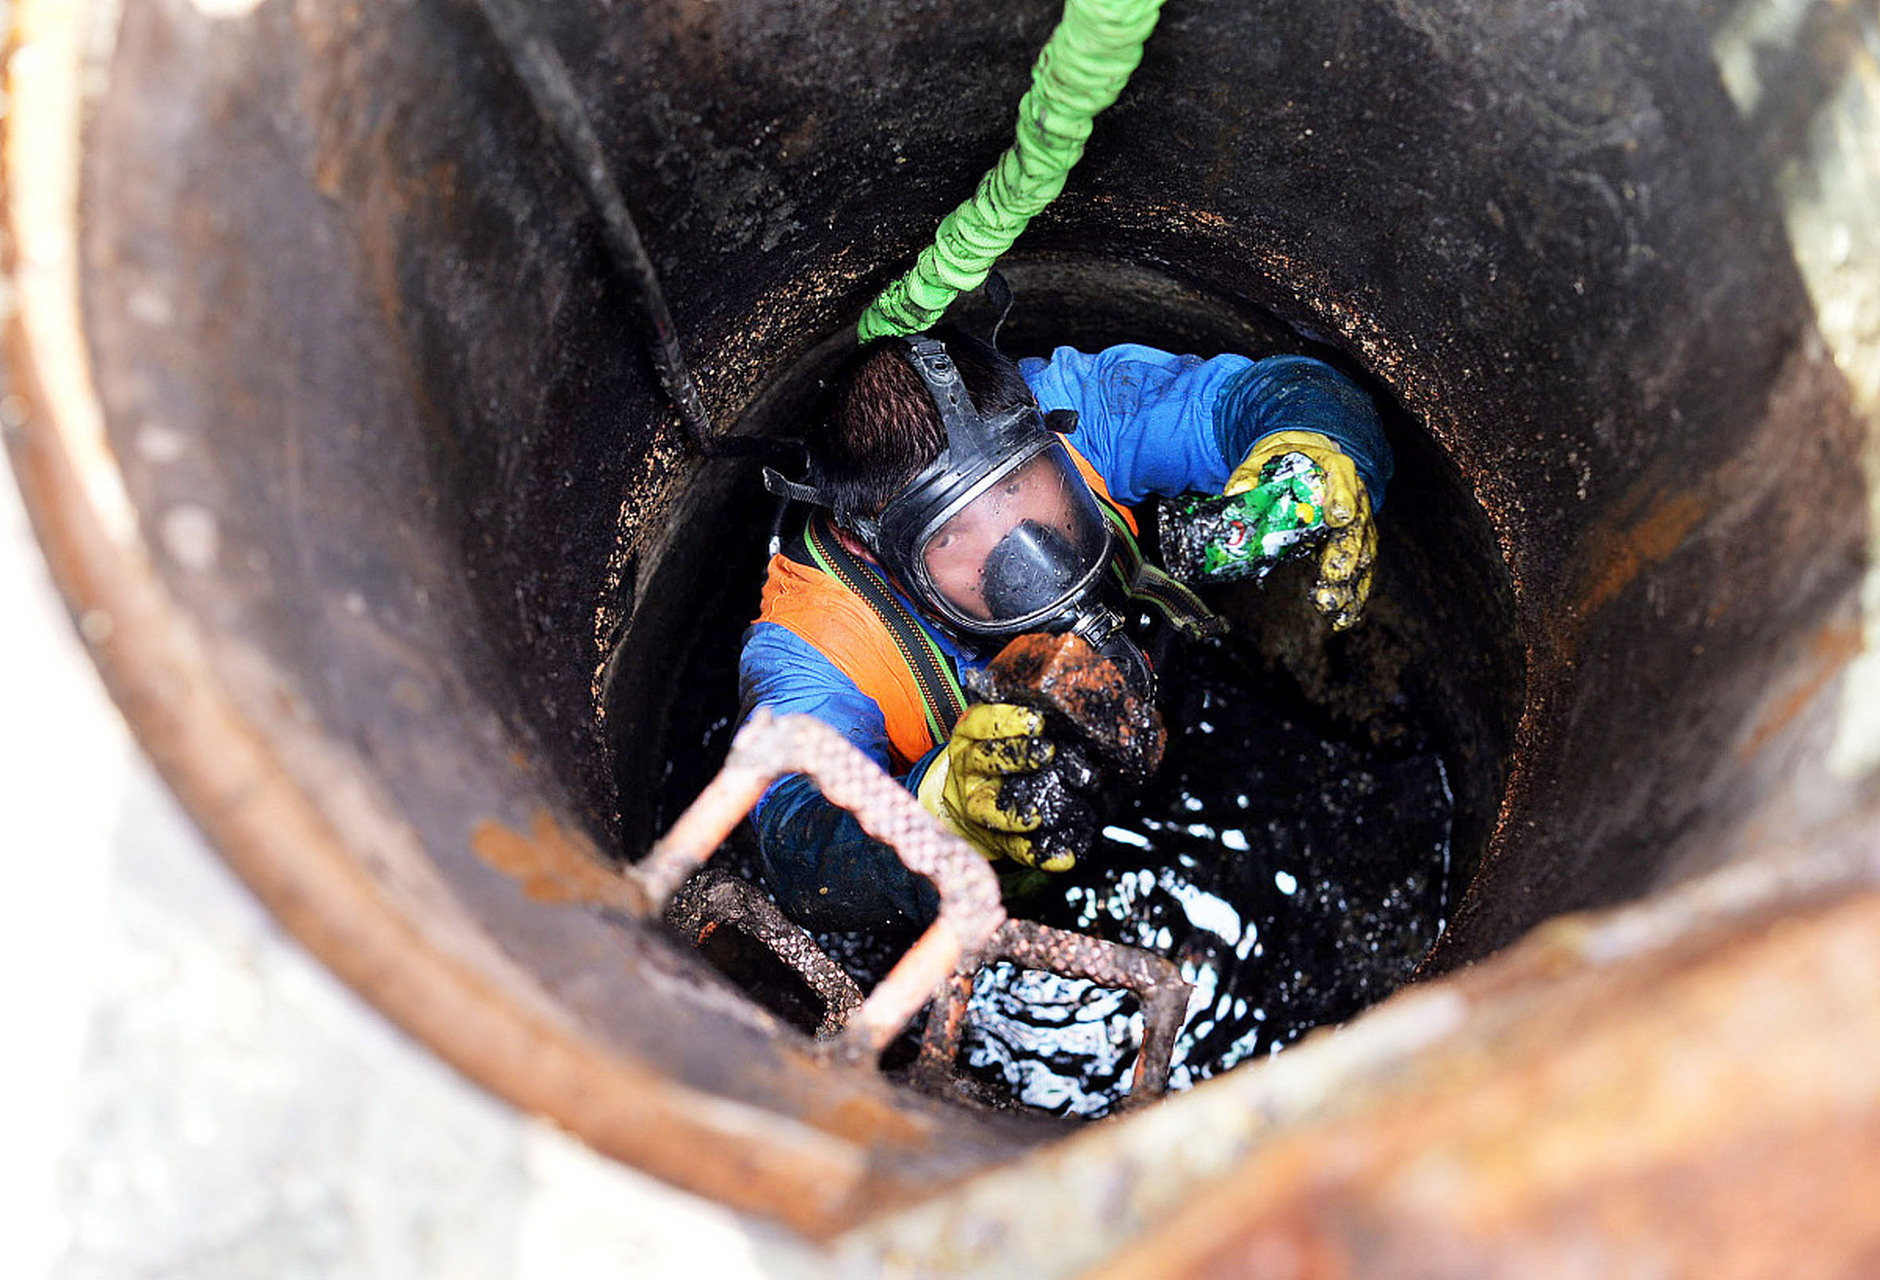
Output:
[[605, 256, 1524, 1110]]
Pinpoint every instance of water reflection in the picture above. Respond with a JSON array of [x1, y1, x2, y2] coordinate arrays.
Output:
[[961, 633, 1456, 1117]]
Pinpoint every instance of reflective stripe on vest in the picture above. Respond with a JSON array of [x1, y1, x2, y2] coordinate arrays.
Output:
[[758, 520, 964, 771]]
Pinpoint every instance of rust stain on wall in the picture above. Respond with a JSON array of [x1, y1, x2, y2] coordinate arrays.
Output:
[[1087, 891, 1880, 1280], [803, 1094, 941, 1150], [1573, 489, 1709, 623], [1735, 618, 1865, 761], [471, 808, 638, 910]]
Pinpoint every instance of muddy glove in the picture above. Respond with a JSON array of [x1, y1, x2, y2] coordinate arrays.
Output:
[[1227, 429, 1377, 630], [917, 703, 1095, 873]]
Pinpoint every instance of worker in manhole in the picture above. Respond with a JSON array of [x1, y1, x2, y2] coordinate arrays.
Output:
[[744, 329, 1392, 939]]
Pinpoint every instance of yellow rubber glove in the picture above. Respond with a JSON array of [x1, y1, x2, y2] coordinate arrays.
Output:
[[1226, 430, 1377, 630], [917, 703, 1077, 872]]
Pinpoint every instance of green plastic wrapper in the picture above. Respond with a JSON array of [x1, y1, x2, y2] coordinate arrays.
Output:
[[1158, 452, 1329, 584]]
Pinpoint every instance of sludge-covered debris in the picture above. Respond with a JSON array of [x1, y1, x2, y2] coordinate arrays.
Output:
[[958, 619, 1454, 1116], [671, 595, 1453, 1117]]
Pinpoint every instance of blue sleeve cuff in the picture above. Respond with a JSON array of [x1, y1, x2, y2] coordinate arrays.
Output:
[[1213, 356, 1395, 511], [751, 773, 940, 930], [903, 743, 946, 796]]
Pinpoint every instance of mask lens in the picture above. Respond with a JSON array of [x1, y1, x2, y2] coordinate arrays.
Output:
[[918, 447, 1110, 627]]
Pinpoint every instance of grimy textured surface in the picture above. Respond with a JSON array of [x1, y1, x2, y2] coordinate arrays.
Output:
[[0, 444, 798, 1279], [8, 0, 1880, 1269]]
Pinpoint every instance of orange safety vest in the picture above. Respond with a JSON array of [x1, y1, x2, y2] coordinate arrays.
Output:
[[756, 444, 1138, 772]]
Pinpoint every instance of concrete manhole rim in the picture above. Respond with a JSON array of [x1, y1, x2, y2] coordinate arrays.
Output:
[[11, 0, 1880, 1270]]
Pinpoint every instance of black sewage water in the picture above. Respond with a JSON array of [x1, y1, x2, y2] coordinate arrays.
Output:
[[956, 612, 1455, 1116], [627, 289, 1477, 1118]]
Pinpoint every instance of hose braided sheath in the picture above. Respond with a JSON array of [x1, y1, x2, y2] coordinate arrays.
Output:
[[857, 0, 1166, 341]]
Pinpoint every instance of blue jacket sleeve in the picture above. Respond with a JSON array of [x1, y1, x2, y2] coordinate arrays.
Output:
[[1020, 344, 1252, 504], [1212, 355, 1394, 511], [738, 622, 940, 931], [1020, 345, 1392, 510]]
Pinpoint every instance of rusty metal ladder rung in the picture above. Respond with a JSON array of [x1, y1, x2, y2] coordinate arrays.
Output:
[[630, 711, 1190, 1106]]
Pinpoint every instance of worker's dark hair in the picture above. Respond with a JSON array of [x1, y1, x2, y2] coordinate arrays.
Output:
[[810, 328, 1035, 519]]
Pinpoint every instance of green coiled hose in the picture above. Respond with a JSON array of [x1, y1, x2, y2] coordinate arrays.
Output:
[[856, 0, 1167, 341]]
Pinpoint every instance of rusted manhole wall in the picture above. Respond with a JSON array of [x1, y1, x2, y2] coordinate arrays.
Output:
[[12, 0, 1874, 1240], [607, 253, 1527, 914]]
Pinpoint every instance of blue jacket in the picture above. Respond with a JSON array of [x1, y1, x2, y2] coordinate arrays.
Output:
[[737, 347, 1391, 931]]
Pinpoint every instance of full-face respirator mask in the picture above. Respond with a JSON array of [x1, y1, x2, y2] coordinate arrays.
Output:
[[764, 337, 1155, 697]]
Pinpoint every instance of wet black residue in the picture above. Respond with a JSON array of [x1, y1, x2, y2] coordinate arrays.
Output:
[[654, 602, 1456, 1119], [959, 627, 1454, 1118]]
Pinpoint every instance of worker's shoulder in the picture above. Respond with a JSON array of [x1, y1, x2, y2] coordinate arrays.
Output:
[[1020, 342, 1192, 380], [756, 553, 904, 669]]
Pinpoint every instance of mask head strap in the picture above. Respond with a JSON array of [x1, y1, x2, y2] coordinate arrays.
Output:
[[762, 333, 1052, 552], [761, 467, 825, 507], [900, 337, 1038, 469], [984, 270, 1015, 348]]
